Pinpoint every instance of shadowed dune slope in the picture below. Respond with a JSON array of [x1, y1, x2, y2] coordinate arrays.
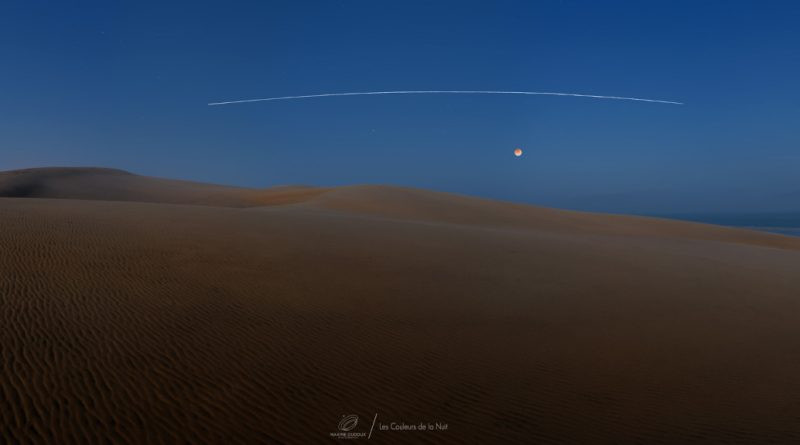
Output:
[[2, 168, 800, 444]]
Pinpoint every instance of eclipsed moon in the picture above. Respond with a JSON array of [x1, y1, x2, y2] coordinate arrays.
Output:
[[514, 148, 523, 157]]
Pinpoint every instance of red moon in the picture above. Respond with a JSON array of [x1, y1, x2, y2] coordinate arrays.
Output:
[[514, 148, 523, 157]]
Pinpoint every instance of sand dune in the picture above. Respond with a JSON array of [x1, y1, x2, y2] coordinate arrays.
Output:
[[2, 167, 800, 444], [0, 167, 327, 207]]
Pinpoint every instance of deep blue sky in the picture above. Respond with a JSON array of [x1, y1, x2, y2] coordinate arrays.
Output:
[[2, 0, 799, 213]]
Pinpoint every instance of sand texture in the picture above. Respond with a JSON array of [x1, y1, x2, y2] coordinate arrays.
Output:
[[2, 168, 800, 444]]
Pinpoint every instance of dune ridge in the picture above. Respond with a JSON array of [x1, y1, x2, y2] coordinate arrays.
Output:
[[2, 167, 800, 444], [3, 167, 799, 247], [0, 167, 327, 207]]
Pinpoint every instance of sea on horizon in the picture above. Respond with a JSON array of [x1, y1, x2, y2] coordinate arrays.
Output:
[[651, 212, 800, 238]]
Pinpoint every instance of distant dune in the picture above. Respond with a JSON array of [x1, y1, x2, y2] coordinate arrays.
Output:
[[0, 167, 327, 207], [2, 167, 800, 444]]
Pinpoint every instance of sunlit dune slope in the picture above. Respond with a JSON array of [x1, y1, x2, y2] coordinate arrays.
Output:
[[2, 167, 800, 444]]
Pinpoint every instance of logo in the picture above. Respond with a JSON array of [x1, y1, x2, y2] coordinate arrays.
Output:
[[338, 415, 359, 432], [330, 414, 368, 440], [329, 413, 449, 440]]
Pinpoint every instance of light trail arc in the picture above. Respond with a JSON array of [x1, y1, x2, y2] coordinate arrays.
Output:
[[207, 90, 683, 106]]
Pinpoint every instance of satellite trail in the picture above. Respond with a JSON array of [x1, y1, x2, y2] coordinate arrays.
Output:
[[208, 90, 683, 106]]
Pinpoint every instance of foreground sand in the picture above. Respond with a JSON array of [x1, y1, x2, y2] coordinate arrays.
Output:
[[2, 168, 800, 444]]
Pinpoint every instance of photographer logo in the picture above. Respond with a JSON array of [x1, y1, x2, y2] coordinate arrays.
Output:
[[330, 414, 367, 440]]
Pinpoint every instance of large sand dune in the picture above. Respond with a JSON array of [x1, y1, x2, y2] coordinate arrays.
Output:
[[2, 167, 800, 444]]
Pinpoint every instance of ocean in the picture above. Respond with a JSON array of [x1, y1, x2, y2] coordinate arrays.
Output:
[[653, 213, 800, 237]]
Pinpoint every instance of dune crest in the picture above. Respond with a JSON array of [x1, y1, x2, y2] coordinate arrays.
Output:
[[0, 167, 327, 207], [3, 167, 799, 251]]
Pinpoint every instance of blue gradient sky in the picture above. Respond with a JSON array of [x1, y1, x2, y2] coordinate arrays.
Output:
[[2, 0, 799, 213]]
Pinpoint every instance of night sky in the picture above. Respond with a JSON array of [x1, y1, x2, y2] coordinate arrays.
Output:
[[3, 0, 799, 213]]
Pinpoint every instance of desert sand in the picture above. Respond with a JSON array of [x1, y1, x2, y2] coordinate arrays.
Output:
[[2, 167, 800, 444]]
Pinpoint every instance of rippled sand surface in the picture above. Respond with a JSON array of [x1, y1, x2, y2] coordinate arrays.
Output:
[[3, 168, 800, 444]]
